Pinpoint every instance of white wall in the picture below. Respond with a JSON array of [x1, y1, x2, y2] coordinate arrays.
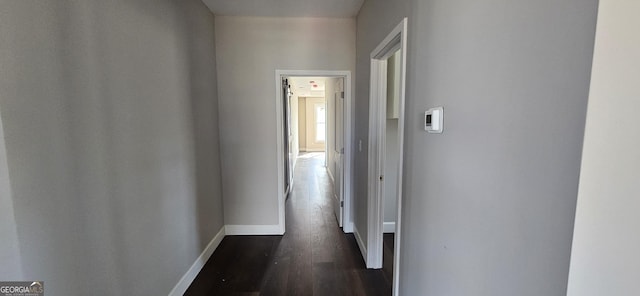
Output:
[[567, 1, 640, 295], [215, 16, 355, 228], [0, 0, 224, 294], [356, 0, 598, 295]]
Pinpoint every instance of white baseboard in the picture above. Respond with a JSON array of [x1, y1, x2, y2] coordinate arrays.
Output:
[[167, 223, 285, 295], [303, 148, 324, 152], [344, 221, 354, 234], [383, 222, 396, 233], [225, 224, 284, 235], [353, 224, 367, 263], [168, 226, 225, 296]]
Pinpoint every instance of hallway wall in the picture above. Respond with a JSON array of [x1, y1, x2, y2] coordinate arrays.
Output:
[[355, 0, 598, 295], [0, 105, 22, 279], [215, 16, 355, 228], [298, 97, 308, 152], [567, 0, 640, 294], [0, 0, 224, 294]]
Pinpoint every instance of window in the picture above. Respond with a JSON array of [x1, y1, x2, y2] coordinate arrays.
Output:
[[316, 105, 325, 142]]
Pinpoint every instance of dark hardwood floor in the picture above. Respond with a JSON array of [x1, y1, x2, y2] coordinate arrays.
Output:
[[185, 152, 392, 296], [382, 233, 394, 284]]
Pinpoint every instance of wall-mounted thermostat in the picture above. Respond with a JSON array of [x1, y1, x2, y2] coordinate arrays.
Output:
[[424, 107, 443, 133]]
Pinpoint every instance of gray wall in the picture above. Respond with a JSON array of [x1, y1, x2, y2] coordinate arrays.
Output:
[[215, 16, 355, 227], [384, 119, 399, 224], [567, 0, 640, 295], [353, 0, 412, 257], [0, 105, 23, 280], [384, 52, 401, 225], [356, 0, 598, 295], [0, 0, 224, 295]]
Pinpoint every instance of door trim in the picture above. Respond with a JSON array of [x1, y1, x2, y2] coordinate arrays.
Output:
[[366, 18, 408, 296], [275, 70, 354, 234]]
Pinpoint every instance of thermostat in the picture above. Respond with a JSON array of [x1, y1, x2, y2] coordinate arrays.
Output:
[[424, 107, 443, 133]]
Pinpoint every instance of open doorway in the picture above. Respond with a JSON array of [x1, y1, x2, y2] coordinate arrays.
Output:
[[286, 76, 344, 226], [275, 70, 353, 235], [278, 77, 328, 200], [293, 78, 327, 155], [366, 18, 408, 296], [382, 49, 401, 284]]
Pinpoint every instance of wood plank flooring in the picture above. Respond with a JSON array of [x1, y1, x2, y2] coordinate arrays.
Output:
[[382, 233, 394, 284], [185, 153, 392, 296]]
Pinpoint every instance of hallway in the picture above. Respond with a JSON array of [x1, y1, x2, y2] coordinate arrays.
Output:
[[185, 153, 391, 295]]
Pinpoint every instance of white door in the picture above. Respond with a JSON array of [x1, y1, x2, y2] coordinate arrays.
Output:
[[333, 79, 345, 227]]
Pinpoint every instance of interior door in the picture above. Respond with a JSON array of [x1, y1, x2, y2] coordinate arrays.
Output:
[[283, 79, 293, 196], [333, 79, 345, 227]]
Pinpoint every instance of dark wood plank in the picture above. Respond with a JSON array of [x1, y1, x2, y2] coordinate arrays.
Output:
[[382, 233, 395, 284]]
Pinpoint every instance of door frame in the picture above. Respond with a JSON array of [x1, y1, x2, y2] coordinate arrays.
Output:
[[366, 18, 408, 296], [275, 70, 354, 234], [282, 79, 294, 197]]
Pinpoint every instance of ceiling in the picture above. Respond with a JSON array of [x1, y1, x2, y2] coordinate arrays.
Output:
[[289, 77, 326, 97], [201, 0, 365, 18]]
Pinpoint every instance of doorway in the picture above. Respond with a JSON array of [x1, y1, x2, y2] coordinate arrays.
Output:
[[366, 18, 408, 296], [299, 97, 326, 153], [275, 70, 353, 235]]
